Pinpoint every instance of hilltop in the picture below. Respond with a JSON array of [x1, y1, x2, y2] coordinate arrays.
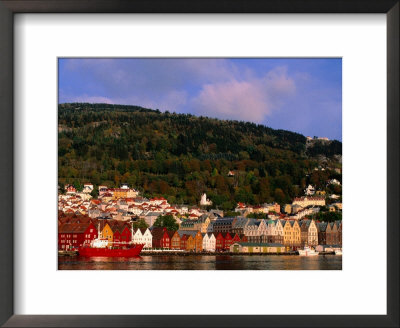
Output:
[[58, 103, 342, 209]]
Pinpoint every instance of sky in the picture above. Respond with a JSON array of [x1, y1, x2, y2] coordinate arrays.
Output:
[[58, 58, 342, 141]]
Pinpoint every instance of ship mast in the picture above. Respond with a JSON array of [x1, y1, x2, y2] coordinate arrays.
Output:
[[131, 221, 134, 244]]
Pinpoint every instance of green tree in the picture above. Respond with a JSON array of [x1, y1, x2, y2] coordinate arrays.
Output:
[[131, 218, 149, 229], [224, 211, 241, 217], [90, 188, 99, 198], [153, 214, 179, 231]]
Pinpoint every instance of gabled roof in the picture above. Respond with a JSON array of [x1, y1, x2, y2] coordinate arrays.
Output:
[[167, 230, 176, 239], [317, 222, 328, 232], [151, 227, 167, 240], [221, 232, 233, 239], [59, 222, 93, 234], [232, 217, 248, 228]]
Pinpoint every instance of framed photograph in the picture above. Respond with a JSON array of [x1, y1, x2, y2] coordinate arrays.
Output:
[[0, 0, 398, 327]]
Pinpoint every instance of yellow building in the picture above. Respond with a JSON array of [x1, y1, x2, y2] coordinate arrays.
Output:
[[186, 235, 195, 251], [283, 220, 301, 248], [183, 231, 203, 252], [292, 196, 325, 207], [101, 223, 114, 246], [112, 188, 138, 200]]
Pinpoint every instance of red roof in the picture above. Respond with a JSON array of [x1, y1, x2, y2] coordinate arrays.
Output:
[[59, 222, 94, 234]]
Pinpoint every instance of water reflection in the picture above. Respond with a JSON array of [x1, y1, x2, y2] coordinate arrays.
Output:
[[58, 255, 342, 270]]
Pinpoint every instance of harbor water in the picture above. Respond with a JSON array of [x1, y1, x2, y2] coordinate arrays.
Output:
[[58, 254, 342, 270]]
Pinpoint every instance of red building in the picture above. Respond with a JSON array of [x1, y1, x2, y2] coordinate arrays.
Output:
[[166, 231, 175, 249], [215, 232, 225, 251], [111, 223, 132, 244], [231, 233, 241, 244], [58, 222, 97, 250], [120, 225, 132, 243], [151, 227, 171, 249], [113, 228, 121, 243], [222, 232, 234, 250]]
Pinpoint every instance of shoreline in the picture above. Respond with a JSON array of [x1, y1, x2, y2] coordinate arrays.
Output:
[[58, 251, 338, 257]]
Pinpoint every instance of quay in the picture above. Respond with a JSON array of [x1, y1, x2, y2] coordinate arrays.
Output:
[[138, 251, 298, 256], [58, 250, 78, 257]]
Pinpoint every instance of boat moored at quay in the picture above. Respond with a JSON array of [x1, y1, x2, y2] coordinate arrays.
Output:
[[78, 241, 144, 257], [298, 246, 319, 256], [78, 224, 144, 257]]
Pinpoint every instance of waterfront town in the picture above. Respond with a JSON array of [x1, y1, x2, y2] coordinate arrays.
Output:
[[58, 179, 342, 255]]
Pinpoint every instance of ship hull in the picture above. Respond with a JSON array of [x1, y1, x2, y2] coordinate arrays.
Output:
[[78, 244, 144, 257]]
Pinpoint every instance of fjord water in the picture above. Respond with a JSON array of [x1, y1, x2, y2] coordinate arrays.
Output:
[[58, 255, 342, 270]]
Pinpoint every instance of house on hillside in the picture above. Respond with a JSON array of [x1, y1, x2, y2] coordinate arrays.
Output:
[[292, 196, 325, 207], [82, 183, 94, 194]]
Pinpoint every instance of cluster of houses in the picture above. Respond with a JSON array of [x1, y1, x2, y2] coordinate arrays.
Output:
[[59, 184, 201, 226], [58, 182, 342, 254], [58, 213, 342, 253], [58, 216, 153, 250]]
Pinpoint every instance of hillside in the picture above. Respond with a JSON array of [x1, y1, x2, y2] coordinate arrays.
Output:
[[58, 103, 342, 209]]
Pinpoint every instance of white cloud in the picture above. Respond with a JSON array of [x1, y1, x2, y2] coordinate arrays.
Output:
[[65, 95, 114, 104], [190, 66, 296, 122]]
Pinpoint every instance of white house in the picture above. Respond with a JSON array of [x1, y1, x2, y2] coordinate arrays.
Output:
[[175, 206, 188, 215], [117, 200, 129, 211], [307, 220, 318, 246], [202, 232, 216, 252], [141, 228, 153, 249], [275, 220, 285, 238], [328, 179, 341, 186], [76, 193, 92, 201], [189, 208, 203, 217], [149, 197, 168, 206], [132, 228, 152, 249], [82, 183, 94, 194], [304, 184, 315, 196]]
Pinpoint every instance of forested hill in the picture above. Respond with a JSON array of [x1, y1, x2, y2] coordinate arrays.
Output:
[[58, 103, 342, 209]]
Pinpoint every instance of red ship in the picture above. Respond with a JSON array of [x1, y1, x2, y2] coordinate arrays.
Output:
[[78, 222, 144, 257], [78, 243, 144, 257]]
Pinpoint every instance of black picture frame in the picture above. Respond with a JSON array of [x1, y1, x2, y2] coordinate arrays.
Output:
[[0, 1, 398, 327]]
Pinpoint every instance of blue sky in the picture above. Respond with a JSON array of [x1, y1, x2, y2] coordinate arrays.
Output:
[[59, 58, 342, 141]]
